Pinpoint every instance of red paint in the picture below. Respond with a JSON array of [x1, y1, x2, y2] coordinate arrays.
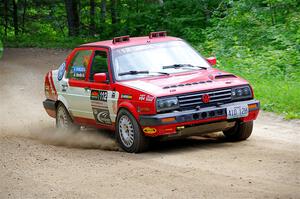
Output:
[[117, 68, 250, 98], [143, 109, 259, 137], [49, 71, 57, 99], [73, 117, 115, 131], [206, 57, 217, 65], [81, 36, 180, 49], [44, 71, 57, 101], [144, 115, 228, 136], [94, 73, 107, 83], [240, 109, 259, 122]]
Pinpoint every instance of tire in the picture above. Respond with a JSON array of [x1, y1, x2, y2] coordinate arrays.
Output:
[[56, 103, 79, 132], [223, 121, 253, 141], [116, 109, 149, 153]]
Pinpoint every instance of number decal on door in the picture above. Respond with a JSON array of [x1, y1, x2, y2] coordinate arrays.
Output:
[[90, 90, 112, 125]]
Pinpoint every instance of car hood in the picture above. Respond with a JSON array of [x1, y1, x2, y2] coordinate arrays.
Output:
[[120, 68, 249, 97]]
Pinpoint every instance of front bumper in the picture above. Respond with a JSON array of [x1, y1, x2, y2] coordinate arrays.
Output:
[[139, 99, 260, 136]]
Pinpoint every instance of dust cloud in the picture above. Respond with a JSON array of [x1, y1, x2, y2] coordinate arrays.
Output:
[[0, 48, 120, 152], [1, 126, 120, 151]]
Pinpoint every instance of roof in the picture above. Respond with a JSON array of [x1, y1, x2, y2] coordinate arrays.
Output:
[[80, 36, 181, 49]]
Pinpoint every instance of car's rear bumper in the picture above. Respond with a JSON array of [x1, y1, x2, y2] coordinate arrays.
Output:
[[139, 99, 260, 137], [43, 99, 56, 118]]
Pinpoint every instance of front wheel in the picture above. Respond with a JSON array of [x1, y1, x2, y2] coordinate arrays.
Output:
[[116, 109, 149, 153], [223, 121, 253, 141]]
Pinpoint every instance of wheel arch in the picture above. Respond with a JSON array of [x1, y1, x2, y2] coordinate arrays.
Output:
[[55, 95, 75, 120], [117, 102, 139, 121]]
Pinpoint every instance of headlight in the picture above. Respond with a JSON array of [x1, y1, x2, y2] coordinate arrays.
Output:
[[156, 97, 179, 112], [231, 86, 252, 100]]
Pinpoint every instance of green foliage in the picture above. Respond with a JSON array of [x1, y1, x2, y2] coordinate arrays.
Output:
[[199, 0, 300, 119], [0, 40, 3, 59], [1, 0, 300, 118]]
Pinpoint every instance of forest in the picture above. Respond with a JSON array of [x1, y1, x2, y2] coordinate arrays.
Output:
[[0, 0, 299, 118]]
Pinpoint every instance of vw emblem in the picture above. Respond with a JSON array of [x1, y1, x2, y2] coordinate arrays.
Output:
[[202, 94, 210, 103]]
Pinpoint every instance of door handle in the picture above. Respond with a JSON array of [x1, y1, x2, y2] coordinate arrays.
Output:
[[61, 84, 68, 92]]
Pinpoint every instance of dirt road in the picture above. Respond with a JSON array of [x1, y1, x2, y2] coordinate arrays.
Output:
[[0, 48, 299, 199]]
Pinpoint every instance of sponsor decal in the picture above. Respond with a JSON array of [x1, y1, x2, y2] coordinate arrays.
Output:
[[143, 127, 157, 134], [71, 66, 86, 78], [57, 62, 66, 81], [121, 94, 132, 100], [99, 91, 108, 101], [90, 90, 107, 101], [111, 92, 116, 99], [146, 95, 154, 102], [139, 94, 146, 101], [91, 90, 99, 100], [93, 109, 112, 124]]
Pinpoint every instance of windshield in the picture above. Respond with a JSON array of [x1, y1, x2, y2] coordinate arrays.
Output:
[[112, 40, 211, 81]]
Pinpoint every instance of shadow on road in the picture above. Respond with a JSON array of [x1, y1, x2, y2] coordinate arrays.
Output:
[[149, 133, 230, 153]]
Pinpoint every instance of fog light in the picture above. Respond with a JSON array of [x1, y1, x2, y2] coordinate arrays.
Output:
[[161, 117, 176, 123], [248, 104, 257, 109]]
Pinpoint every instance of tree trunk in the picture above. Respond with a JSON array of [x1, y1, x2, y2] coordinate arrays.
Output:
[[90, 0, 95, 35], [22, 0, 27, 32], [111, 0, 117, 34], [64, 0, 80, 36], [13, 0, 19, 36], [4, 0, 8, 37], [100, 0, 106, 33]]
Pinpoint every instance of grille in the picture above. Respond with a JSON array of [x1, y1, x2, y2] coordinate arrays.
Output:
[[178, 88, 232, 109]]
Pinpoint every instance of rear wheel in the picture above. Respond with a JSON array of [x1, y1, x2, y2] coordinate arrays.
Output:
[[56, 103, 79, 132], [116, 109, 149, 153], [223, 121, 253, 141]]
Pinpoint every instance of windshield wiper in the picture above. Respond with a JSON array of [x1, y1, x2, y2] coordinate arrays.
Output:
[[118, 70, 169, 76], [118, 70, 149, 76], [162, 64, 207, 70]]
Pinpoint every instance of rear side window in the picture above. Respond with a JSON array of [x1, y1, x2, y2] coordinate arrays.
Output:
[[67, 50, 92, 80]]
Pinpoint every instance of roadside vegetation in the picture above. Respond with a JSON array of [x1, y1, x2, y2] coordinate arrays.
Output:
[[0, 40, 3, 59], [1, 0, 299, 118]]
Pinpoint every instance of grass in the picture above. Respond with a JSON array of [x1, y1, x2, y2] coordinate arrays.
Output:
[[251, 79, 300, 119]]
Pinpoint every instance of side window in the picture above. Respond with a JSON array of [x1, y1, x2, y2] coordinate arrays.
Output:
[[89, 51, 108, 81], [67, 50, 92, 80]]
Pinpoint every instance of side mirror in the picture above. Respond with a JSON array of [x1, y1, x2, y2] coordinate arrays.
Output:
[[94, 73, 107, 83], [206, 57, 217, 66]]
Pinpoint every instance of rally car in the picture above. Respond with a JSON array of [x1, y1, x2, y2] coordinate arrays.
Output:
[[43, 31, 260, 153]]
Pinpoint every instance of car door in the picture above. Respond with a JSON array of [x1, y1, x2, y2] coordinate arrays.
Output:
[[59, 48, 94, 120], [85, 48, 119, 126]]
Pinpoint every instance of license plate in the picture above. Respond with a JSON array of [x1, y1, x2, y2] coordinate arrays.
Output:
[[226, 104, 249, 119]]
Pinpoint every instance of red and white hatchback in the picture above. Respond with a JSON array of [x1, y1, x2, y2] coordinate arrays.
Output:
[[43, 32, 260, 153]]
